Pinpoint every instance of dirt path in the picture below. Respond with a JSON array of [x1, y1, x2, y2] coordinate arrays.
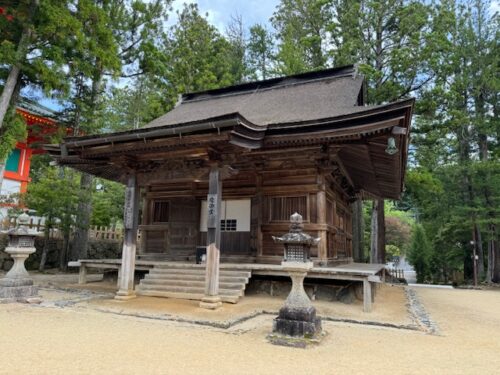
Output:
[[0, 286, 499, 375]]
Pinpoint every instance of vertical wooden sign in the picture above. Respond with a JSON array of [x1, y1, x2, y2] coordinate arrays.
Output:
[[207, 193, 218, 229], [124, 185, 134, 229]]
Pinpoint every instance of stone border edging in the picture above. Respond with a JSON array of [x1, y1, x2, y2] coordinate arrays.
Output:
[[28, 285, 436, 335], [404, 287, 439, 335]]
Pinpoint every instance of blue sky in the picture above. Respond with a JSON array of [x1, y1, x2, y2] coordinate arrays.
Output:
[[171, 0, 280, 31]]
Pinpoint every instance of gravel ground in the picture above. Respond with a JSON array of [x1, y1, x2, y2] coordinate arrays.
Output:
[[0, 282, 499, 374]]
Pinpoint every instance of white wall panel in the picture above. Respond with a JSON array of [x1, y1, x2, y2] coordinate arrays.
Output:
[[200, 199, 251, 232]]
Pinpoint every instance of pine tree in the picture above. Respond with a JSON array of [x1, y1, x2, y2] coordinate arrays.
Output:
[[247, 24, 274, 80], [408, 224, 432, 283], [271, 0, 330, 73]]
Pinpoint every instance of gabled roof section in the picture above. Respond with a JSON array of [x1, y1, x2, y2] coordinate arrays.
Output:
[[145, 65, 364, 129]]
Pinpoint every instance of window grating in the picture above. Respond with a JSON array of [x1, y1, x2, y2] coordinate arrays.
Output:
[[270, 196, 307, 221], [220, 219, 237, 231], [152, 201, 169, 223]]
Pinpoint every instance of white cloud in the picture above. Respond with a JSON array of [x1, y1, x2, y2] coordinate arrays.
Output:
[[169, 0, 279, 32], [490, 0, 500, 13]]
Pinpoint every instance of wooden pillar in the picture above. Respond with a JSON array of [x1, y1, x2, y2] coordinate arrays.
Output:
[[115, 174, 140, 300], [256, 173, 263, 258], [200, 167, 222, 309], [138, 188, 149, 255], [317, 176, 328, 264], [363, 279, 372, 313], [351, 198, 364, 262], [78, 264, 87, 285]]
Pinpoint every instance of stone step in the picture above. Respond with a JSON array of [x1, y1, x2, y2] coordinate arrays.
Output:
[[144, 273, 249, 284], [149, 268, 251, 278], [136, 290, 239, 304], [140, 278, 245, 290], [137, 283, 243, 297]]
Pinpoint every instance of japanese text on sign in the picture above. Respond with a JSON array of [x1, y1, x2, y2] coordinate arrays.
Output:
[[207, 194, 218, 228]]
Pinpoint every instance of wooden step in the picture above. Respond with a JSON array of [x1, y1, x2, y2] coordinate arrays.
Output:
[[137, 290, 239, 304], [149, 268, 252, 278], [141, 278, 245, 290], [137, 283, 243, 297], [136, 264, 252, 304], [144, 273, 249, 284]]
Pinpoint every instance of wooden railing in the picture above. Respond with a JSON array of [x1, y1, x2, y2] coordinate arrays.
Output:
[[1, 218, 127, 242], [88, 226, 124, 241], [387, 268, 405, 279]]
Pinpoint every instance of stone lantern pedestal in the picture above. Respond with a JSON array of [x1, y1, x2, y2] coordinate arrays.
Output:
[[267, 213, 324, 348], [0, 213, 41, 303]]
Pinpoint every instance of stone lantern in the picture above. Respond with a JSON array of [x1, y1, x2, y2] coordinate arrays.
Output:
[[268, 212, 323, 347], [0, 212, 41, 303]]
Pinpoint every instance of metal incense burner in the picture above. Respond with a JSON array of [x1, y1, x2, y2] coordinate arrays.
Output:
[[268, 212, 324, 347], [0, 212, 41, 303]]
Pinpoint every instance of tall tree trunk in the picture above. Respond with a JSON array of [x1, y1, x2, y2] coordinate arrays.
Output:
[[370, 201, 377, 263], [0, 66, 21, 133], [493, 230, 500, 283], [377, 199, 385, 263], [351, 198, 364, 262], [0, 0, 38, 129], [475, 223, 485, 278], [71, 172, 93, 260], [59, 230, 70, 271], [70, 60, 103, 260], [39, 221, 51, 271]]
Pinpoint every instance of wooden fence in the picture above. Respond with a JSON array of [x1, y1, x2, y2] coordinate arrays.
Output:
[[88, 226, 124, 241], [2, 217, 125, 242], [386, 268, 405, 280]]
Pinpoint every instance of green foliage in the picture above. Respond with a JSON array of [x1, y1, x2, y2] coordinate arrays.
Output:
[[408, 224, 432, 283], [92, 179, 125, 227], [272, 0, 330, 73], [247, 24, 274, 80], [23, 166, 79, 231], [0, 110, 26, 160], [163, 4, 237, 95], [98, 77, 168, 132], [385, 244, 401, 260]]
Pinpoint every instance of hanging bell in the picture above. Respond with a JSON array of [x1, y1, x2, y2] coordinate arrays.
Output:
[[385, 137, 398, 155]]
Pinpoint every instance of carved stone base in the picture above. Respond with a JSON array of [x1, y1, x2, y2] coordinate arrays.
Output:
[[0, 284, 40, 303], [274, 305, 322, 335], [268, 306, 324, 348], [114, 290, 137, 301], [0, 277, 33, 287], [199, 295, 222, 310], [267, 331, 326, 348]]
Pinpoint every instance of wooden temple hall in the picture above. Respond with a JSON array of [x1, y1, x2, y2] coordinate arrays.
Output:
[[47, 65, 413, 311]]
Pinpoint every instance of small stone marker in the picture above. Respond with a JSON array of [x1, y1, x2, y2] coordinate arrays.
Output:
[[0, 212, 41, 303], [268, 213, 324, 348]]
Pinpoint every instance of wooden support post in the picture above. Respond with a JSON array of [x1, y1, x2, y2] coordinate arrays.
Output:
[[200, 167, 222, 309], [351, 198, 364, 262], [78, 264, 87, 285], [117, 266, 122, 288], [115, 174, 140, 300], [363, 279, 372, 313], [317, 176, 328, 264], [256, 173, 263, 258]]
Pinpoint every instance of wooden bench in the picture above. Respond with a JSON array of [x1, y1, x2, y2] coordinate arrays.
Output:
[[68, 260, 122, 286]]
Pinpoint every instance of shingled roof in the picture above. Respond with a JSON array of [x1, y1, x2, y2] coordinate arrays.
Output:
[[145, 65, 364, 129], [46, 65, 414, 199]]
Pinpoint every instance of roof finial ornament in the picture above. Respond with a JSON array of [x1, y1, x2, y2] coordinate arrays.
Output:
[[353, 63, 360, 79], [174, 94, 183, 108]]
